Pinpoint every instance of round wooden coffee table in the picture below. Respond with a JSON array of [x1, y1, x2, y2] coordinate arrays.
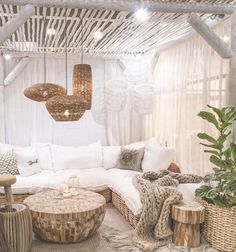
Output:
[[24, 189, 106, 243]]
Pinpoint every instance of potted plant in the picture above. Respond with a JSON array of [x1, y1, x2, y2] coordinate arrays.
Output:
[[195, 105, 236, 252]]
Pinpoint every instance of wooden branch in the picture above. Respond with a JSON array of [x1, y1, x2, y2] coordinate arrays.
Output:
[[0, 4, 34, 45], [0, 0, 234, 14], [4, 57, 30, 86], [188, 14, 232, 59]]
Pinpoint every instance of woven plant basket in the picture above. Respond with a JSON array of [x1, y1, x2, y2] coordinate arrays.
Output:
[[198, 199, 236, 252]]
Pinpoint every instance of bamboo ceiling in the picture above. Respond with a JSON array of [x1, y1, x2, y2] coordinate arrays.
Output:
[[0, 0, 236, 56]]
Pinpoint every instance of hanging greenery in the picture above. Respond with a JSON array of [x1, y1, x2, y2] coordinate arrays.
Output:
[[195, 105, 236, 207]]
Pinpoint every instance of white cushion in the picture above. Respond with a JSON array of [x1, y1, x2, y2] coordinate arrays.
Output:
[[51, 142, 102, 171], [13, 146, 42, 176], [142, 138, 175, 172], [103, 142, 145, 170], [0, 143, 13, 154], [54, 167, 110, 191], [0, 170, 55, 194], [103, 146, 121, 170], [31, 143, 53, 170]]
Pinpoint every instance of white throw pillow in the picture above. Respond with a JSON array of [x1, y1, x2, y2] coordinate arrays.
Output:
[[13, 146, 42, 176], [31, 143, 53, 170], [0, 143, 13, 154], [142, 139, 175, 172], [51, 142, 102, 171], [103, 146, 121, 170]]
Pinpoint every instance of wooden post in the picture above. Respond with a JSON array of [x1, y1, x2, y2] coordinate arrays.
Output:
[[228, 12, 236, 106], [0, 55, 5, 143]]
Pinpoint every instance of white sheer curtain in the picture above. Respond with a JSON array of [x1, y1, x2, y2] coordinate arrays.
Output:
[[104, 56, 156, 145], [153, 19, 230, 175]]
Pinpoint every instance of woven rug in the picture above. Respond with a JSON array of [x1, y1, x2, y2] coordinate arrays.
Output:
[[31, 226, 219, 252]]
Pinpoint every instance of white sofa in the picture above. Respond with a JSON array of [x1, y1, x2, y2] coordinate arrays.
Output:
[[0, 141, 201, 219]]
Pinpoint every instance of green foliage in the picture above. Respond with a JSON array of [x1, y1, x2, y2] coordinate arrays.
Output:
[[195, 105, 236, 208]]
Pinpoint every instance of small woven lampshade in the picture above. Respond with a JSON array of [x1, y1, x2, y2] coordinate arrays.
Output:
[[73, 64, 92, 110], [45, 95, 88, 121], [24, 83, 66, 102]]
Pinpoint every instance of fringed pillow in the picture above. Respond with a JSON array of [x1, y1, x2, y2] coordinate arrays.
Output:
[[0, 150, 19, 175], [116, 147, 144, 171]]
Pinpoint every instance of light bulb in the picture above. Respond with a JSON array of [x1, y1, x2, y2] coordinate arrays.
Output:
[[4, 54, 11, 60], [135, 9, 149, 22], [47, 28, 56, 35], [93, 30, 103, 40], [64, 110, 70, 117]]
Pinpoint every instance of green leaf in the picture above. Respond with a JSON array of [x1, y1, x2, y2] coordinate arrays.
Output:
[[204, 150, 220, 157], [197, 133, 217, 144], [207, 105, 224, 122], [198, 111, 220, 130], [210, 155, 228, 169], [212, 197, 229, 208], [200, 142, 223, 150]]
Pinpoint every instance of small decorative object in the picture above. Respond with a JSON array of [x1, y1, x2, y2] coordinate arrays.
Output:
[[24, 83, 66, 102], [0, 175, 32, 252], [24, 16, 65, 102], [171, 201, 205, 248], [195, 105, 236, 252], [68, 175, 80, 189], [73, 64, 92, 110], [62, 191, 72, 198], [70, 188, 79, 196], [58, 183, 69, 195]]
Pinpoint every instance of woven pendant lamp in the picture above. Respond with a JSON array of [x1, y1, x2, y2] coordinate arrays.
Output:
[[24, 16, 65, 102], [73, 20, 92, 110], [73, 64, 92, 110], [45, 11, 86, 121]]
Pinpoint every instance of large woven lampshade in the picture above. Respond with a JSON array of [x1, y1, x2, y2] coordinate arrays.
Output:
[[46, 95, 88, 121], [24, 83, 66, 102], [73, 64, 92, 110]]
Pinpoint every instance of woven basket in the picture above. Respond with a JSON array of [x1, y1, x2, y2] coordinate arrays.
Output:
[[198, 199, 236, 252]]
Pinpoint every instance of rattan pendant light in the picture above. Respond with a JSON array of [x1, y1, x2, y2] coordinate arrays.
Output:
[[73, 20, 92, 110], [24, 16, 66, 102], [45, 11, 87, 121]]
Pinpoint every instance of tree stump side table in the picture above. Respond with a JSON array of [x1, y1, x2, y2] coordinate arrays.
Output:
[[24, 189, 106, 243], [171, 201, 205, 248]]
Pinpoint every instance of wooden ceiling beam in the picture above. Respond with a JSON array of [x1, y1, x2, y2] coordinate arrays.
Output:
[[0, 0, 234, 14], [0, 4, 34, 45], [188, 13, 232, 58]]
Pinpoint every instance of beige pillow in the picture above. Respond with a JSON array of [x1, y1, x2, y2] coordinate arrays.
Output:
[[116, 147, 144, 171]]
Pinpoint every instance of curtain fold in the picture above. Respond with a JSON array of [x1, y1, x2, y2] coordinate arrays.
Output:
[[153, 19, 230, 175]]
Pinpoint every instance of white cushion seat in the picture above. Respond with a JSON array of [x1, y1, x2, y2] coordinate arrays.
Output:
[[0, 170, 55, 195], [54, 167, 110, 192]]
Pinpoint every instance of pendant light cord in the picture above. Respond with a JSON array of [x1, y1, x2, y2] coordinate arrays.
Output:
[[81, 18, 84, 64], [65, 10, 68, 91], [43, 15, 46, 83]]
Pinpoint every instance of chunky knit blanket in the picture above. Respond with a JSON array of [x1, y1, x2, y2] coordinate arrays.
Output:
[[133, 170, 202, 252]]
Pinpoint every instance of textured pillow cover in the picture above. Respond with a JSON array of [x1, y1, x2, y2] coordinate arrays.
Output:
[[14, 147, 42, 176], [116, 147, 144, 171], [0, 150, 19, 175]]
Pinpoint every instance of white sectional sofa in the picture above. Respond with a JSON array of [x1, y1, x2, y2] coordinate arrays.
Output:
[[0, 140, 201, 227]]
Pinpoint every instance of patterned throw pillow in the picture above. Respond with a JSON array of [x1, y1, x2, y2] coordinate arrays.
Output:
[[0, 150, 19, 175], [116, 147, 144, 171]]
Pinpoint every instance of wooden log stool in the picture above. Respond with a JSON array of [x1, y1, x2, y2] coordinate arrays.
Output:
[[171, 201, 205, 248]]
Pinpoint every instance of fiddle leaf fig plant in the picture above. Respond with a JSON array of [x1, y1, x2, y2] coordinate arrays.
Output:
[[195, 105, 236, 207]]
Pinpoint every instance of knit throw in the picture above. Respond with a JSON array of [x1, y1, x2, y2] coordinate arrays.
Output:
[[132, 170, 202, 252]]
